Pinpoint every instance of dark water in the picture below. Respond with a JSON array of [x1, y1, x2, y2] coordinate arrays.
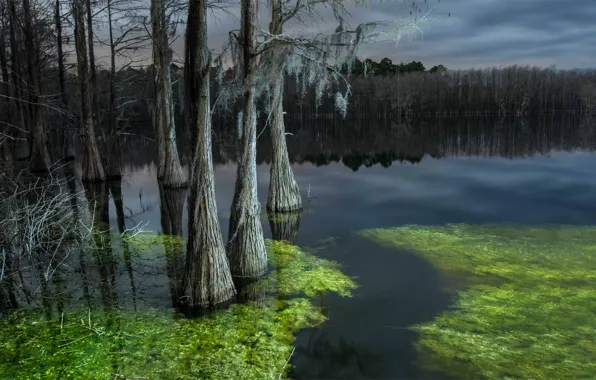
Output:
[[102, 115, 596, 379]]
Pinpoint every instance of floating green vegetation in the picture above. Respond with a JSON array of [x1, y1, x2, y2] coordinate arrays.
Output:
[[267, 240, 358, 297], [0, 241, 356, 380], [124, 233, 184, 251], [360, 224, 596, 380]]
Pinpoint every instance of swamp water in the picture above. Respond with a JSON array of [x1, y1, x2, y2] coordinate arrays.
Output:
[[2, 116, 596, 379]]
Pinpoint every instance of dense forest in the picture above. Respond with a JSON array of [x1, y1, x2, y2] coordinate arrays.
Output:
[[26, 61, 596, 142]]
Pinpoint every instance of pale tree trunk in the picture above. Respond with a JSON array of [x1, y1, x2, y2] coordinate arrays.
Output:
[[183, 0, 235, 307], [266, 0, 302, 212], [85, 0, 99, 131], [74, 0, 105, 182], [7, 0, 29, 160], [152, 0, 186, 187], [55, 0, 75, 160], [105, 0, 121, 179], [228, 0, 267, 279], [23, 0, 50, 174]]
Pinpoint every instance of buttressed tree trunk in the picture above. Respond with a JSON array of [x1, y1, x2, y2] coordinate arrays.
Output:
[[266, 0, 302, 212], [74, 0, 105, 182], [151, 0, 186, 187], [228, 0, 268, 279], [183, 0, 235, 307], [23, 0, 50, 174]]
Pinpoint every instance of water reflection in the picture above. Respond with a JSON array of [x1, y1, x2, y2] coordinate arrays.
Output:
[[2, 116, 596, 379], [158, 184, 186, 306]]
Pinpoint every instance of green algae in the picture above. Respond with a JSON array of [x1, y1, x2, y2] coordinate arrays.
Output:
[[267, 240, 358, 298], [360, 224, 596, 380], [0, 240, 356, 379]]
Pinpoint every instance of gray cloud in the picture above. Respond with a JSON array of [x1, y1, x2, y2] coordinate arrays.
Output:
[[341, 0, 596, 69], [194, 0, 595, 70], [108, 0, 594, 71]]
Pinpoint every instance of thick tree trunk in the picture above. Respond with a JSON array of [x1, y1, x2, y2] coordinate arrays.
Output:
[[183, 0, 235, 307], [7, 0, 29, 160], [105, 0, 121, 179], [267, 79, 302, 211], [85, 0, 99, 131], [74, 0, 105, 182], [266, 0, 302, 212], [55, 0, 75, 160], [227, 0, 267, 279], [152, 0, 186, 187], [23, 0, 50, 174]]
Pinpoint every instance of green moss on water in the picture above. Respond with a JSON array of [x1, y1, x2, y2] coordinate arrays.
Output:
[[360, 224, 596, 380], [0, 240, 356, 380], [267, 240, 357, 298]]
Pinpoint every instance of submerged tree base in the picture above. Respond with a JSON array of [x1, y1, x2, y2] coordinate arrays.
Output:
[[360, 224, 596, 380], [0, 239, 356, 379]]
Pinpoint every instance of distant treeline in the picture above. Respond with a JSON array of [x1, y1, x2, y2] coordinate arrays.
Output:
[[44, 61, 596, 141], [283, 64, 596, 119]]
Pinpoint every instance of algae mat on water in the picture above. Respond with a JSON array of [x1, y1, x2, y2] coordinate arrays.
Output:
[[359, 224, 596, 380], [0, 240, 357, 380]]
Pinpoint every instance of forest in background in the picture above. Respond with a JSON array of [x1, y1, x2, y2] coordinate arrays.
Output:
[[31, 59, 596, 148]]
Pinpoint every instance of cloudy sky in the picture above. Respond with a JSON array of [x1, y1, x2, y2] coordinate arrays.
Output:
[[167, 0, 595, 71]]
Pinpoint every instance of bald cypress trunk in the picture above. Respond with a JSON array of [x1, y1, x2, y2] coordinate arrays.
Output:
[[55, 0, 75, 161], [74, 0, 105, 182], [85, 0, 99, 130], [183, 0, 235, 307], [266, 0, 301, 212], [228, 0, 267, 279], [7, 0, 29, 160], [23, 0, 50, 174], [152, 0, 186, 187], [105, 0, 121, 179]]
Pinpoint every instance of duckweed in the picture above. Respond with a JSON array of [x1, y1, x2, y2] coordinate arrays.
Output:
[[360, 224, 596, 380]]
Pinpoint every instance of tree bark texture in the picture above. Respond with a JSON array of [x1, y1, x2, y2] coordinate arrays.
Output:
[[266, 0, 302, 212], [23, 0, 50, 174], [183, 0, 235, 307], [85, 0, 99, 131], [152, 0, 186, 187], [106, 0, 121, 179], [7, 0, 29, 160], [74, 0, 105, 182], [228, 0, 268, 279], [55, 0, 75, 160]]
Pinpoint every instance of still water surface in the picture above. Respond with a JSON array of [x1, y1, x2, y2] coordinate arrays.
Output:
[[106, 116, 596, 379]]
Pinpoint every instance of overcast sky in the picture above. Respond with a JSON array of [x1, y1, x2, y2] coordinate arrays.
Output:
[[166, 0, 595, 71]]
